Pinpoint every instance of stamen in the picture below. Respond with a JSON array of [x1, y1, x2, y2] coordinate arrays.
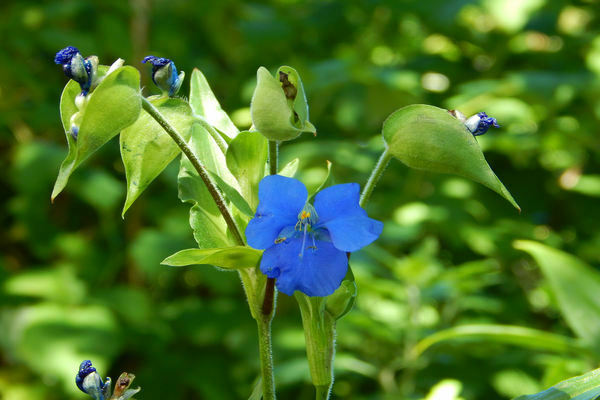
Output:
[[274, 237, 286, 244], [299, 224, 308, 258], [300, 210, 311, 220]]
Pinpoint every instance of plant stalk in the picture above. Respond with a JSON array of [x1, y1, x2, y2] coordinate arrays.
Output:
[[268, 140, 279, 175], [359, 147, 392, 208], [144, 97, 277, 399], [142, 97, 244, 245]]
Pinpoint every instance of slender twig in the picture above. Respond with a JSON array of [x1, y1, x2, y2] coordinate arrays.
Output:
[[141, 97, 244, 245], [359, 147, 392, 208]]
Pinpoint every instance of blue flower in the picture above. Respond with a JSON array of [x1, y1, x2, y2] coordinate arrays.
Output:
[[246, 175, 383, 297], [142, 55, 184, 96], [54, 46, 97, 95], [464, 111, 500, 136], [75, 360, 112, 400]]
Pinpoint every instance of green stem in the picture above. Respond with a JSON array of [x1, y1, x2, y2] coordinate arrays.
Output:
[[268, 140, 279, 175], [257, 315, 276, 400], [142, 97, 244, 245], [144, 98, 277, 399], [359, 147, 392, 208], [193, 114, 228, 155]]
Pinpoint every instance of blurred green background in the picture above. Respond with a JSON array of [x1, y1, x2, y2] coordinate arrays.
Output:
[[2, 0, 600, 399]]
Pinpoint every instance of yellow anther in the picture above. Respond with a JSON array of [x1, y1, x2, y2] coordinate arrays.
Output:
[[275, 237, 286, 244], [300, 211, 311, 220]]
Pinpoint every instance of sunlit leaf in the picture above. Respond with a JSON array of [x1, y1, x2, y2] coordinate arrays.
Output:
[[52, 66, 141, 200], [382, 104, 520, 211], [121, 96, 193, 216], [162, 246, 262, 269], [514, 367, 600, 400], [225, 131, 268, 211], [279, 158, 299, 177], [189, 68, 239, 139]]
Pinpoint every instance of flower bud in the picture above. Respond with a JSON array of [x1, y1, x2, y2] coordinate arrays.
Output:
[[251, 66, 316, 141], [54, 46, 97, 95], [464, 111, 500, 136], [142, 56, 184, 97], [75, 360, 111, 400], [383, 104, 519, 211]]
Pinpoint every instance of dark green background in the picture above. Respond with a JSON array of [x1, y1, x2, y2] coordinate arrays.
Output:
[[1, 0, 600, 399]]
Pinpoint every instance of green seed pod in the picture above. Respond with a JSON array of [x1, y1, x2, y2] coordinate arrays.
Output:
[[383, 104, 520, 211], [250, 66, 316, 141]]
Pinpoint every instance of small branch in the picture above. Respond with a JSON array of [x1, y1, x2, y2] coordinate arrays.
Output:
[[268, 140, 279, 175], [142, 97, 244, 245], [359, 147, 392, 208]]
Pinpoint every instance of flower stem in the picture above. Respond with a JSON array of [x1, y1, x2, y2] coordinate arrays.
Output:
[[141, 97, 244, 245], [145, 97, 278, 398], [268, 140, 279, 175], [257, 315, 276, 400], [193, 114, 228, 155], [359, 147, 392, 208]]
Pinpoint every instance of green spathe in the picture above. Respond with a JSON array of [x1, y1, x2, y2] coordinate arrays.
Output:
[[250, 66, 316, 141], [52, 66, 142, 200], [382, 104, 520, 211]]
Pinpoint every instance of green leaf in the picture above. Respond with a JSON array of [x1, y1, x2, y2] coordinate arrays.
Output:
[[162, 246, 262, 269], [279, 158, 299, 177], [189, 68, 239, 139], [226, 131, 268, 211], [514, 367, 600, 400], [514, 240, 600, 345], [178, 124, 241, 248], [52, 66, 141, 200], [382, 104, 519, 211], [413, 324, 590, 359], [120, 96, 193, 216], [309, 160, 333, 199], [209, 171, 254, 218]]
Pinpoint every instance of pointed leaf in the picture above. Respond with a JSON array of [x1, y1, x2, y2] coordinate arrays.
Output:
[[189, 68, 238, 139], [225, 131, 268, 211], [162, 246, 262, 269], [209, 171, 254, 218], [52, 66, 141, 200], [382, 104, 519, 211], [514, 367, 600, 400], [121, 96, 193, 215], [413, 324, 590, 359], [279, 158, 299, 177], [309, 160, 333, 199], [514, 240, 600, 344]]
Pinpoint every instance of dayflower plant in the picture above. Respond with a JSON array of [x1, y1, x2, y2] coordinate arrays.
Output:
[[245, 175, 383, 297]]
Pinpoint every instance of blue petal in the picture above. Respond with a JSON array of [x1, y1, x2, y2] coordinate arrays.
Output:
[[55, 46, 79, 65], [246, 175, 307, 249], [260, 237, 348, 297], [314, 183, 383, 252]]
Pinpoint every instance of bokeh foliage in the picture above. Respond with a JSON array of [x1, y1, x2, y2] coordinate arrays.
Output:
[[1, 0, 600, 399]]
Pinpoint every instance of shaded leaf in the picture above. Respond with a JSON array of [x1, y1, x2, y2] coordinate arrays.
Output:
[[514, 240, 600, 345]]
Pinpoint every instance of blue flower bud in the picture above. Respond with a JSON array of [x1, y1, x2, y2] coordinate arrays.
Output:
[[464, 111, 500, 136], [142, 55, 184, 97], [54, 46, 97, 95], [75, 360, 111, 400]]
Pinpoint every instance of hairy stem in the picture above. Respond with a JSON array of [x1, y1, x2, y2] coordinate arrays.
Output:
[[142, 97, 244, 245], [359, 147, 392, 208], [268, 140, 279, 175], [257, 314, 276, 400]]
